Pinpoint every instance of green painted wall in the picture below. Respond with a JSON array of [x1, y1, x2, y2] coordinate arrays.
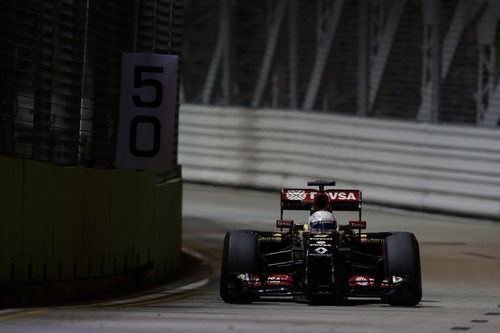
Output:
[[0, 156, 182, 283]]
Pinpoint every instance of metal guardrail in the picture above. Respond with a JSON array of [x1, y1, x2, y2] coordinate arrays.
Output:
[[179, 104, 500, 219], [181, 0, 500, 128]]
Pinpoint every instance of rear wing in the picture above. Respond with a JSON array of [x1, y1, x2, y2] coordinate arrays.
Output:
[[280, 188, 362, 219]]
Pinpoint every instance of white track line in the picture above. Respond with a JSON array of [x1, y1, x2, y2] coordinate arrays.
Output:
[[95, 247, 211, 307], [95, 277, 210, 306]]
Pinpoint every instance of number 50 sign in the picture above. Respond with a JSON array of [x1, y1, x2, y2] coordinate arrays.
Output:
[[116, 53, 178, 172]]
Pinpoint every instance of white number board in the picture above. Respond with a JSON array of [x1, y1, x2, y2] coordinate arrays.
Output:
[[116, 53, 178, 172]]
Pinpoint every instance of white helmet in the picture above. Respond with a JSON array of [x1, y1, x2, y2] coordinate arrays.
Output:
[[309, 210, 337, 232]]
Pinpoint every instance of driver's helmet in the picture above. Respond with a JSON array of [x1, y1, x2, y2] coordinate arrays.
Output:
[[308, 210, 337, 232]]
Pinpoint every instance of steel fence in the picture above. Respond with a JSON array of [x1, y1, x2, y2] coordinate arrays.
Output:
[[181, 0, 500, 128]]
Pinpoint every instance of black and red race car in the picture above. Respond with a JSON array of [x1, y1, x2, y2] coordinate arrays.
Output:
[[220, 180, 422, 305]]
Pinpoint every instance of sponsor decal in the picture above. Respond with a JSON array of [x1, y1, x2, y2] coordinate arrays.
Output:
[[325, 191, 358, 201], [314, 247, 329, 255], [285, 190, 306, 200], [252, 274, 293, 287], [276, 219, 294, 228], [312, 235, 332, 240], [284, 189, 360, 201], [349, 221, 367, 229], [267, 274, 293, 285], [310, 241, 332, 247], [348, 276, 391, 288], [349, 275, 375, 287]]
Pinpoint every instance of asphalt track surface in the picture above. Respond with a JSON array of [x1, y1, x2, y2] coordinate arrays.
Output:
[[0, 183, 499, 333]]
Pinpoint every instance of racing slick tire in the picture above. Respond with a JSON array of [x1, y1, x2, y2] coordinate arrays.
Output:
[[220, 230, 259, 303], [384, 232, 422, 306]]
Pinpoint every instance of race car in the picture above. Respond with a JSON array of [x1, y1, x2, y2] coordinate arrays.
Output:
[[220, 180, 422, 305]]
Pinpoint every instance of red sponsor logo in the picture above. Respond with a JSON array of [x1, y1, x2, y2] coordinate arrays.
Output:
[[252, 274, 293, 287], [349, 221, 367, 229], [349, 275, 375, 287], [276, 219, 294, 228], [348, 275, 391, 288], [266, 274, 293, 286]]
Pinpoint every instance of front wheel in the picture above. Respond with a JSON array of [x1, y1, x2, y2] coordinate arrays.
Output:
[[220, 230, 259, 303], [384, 232, 422, 306]]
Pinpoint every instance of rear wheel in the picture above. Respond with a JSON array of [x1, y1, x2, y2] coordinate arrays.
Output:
[[220, 230, 259, 303], [384, 232, 422, 306]]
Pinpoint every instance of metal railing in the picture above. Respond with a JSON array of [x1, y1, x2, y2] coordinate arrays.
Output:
[[181, 0, 500, 128]]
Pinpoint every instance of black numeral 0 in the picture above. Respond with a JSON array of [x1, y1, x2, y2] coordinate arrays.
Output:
[[129, 116, 161, 157], [133, 66, 163, 108]]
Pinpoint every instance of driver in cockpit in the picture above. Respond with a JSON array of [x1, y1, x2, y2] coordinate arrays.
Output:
[[308, 210, 337, 232]]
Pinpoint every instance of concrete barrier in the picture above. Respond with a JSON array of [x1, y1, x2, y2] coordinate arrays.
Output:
[[0, 156, 182, 304], [179, 104, 500, 220]]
